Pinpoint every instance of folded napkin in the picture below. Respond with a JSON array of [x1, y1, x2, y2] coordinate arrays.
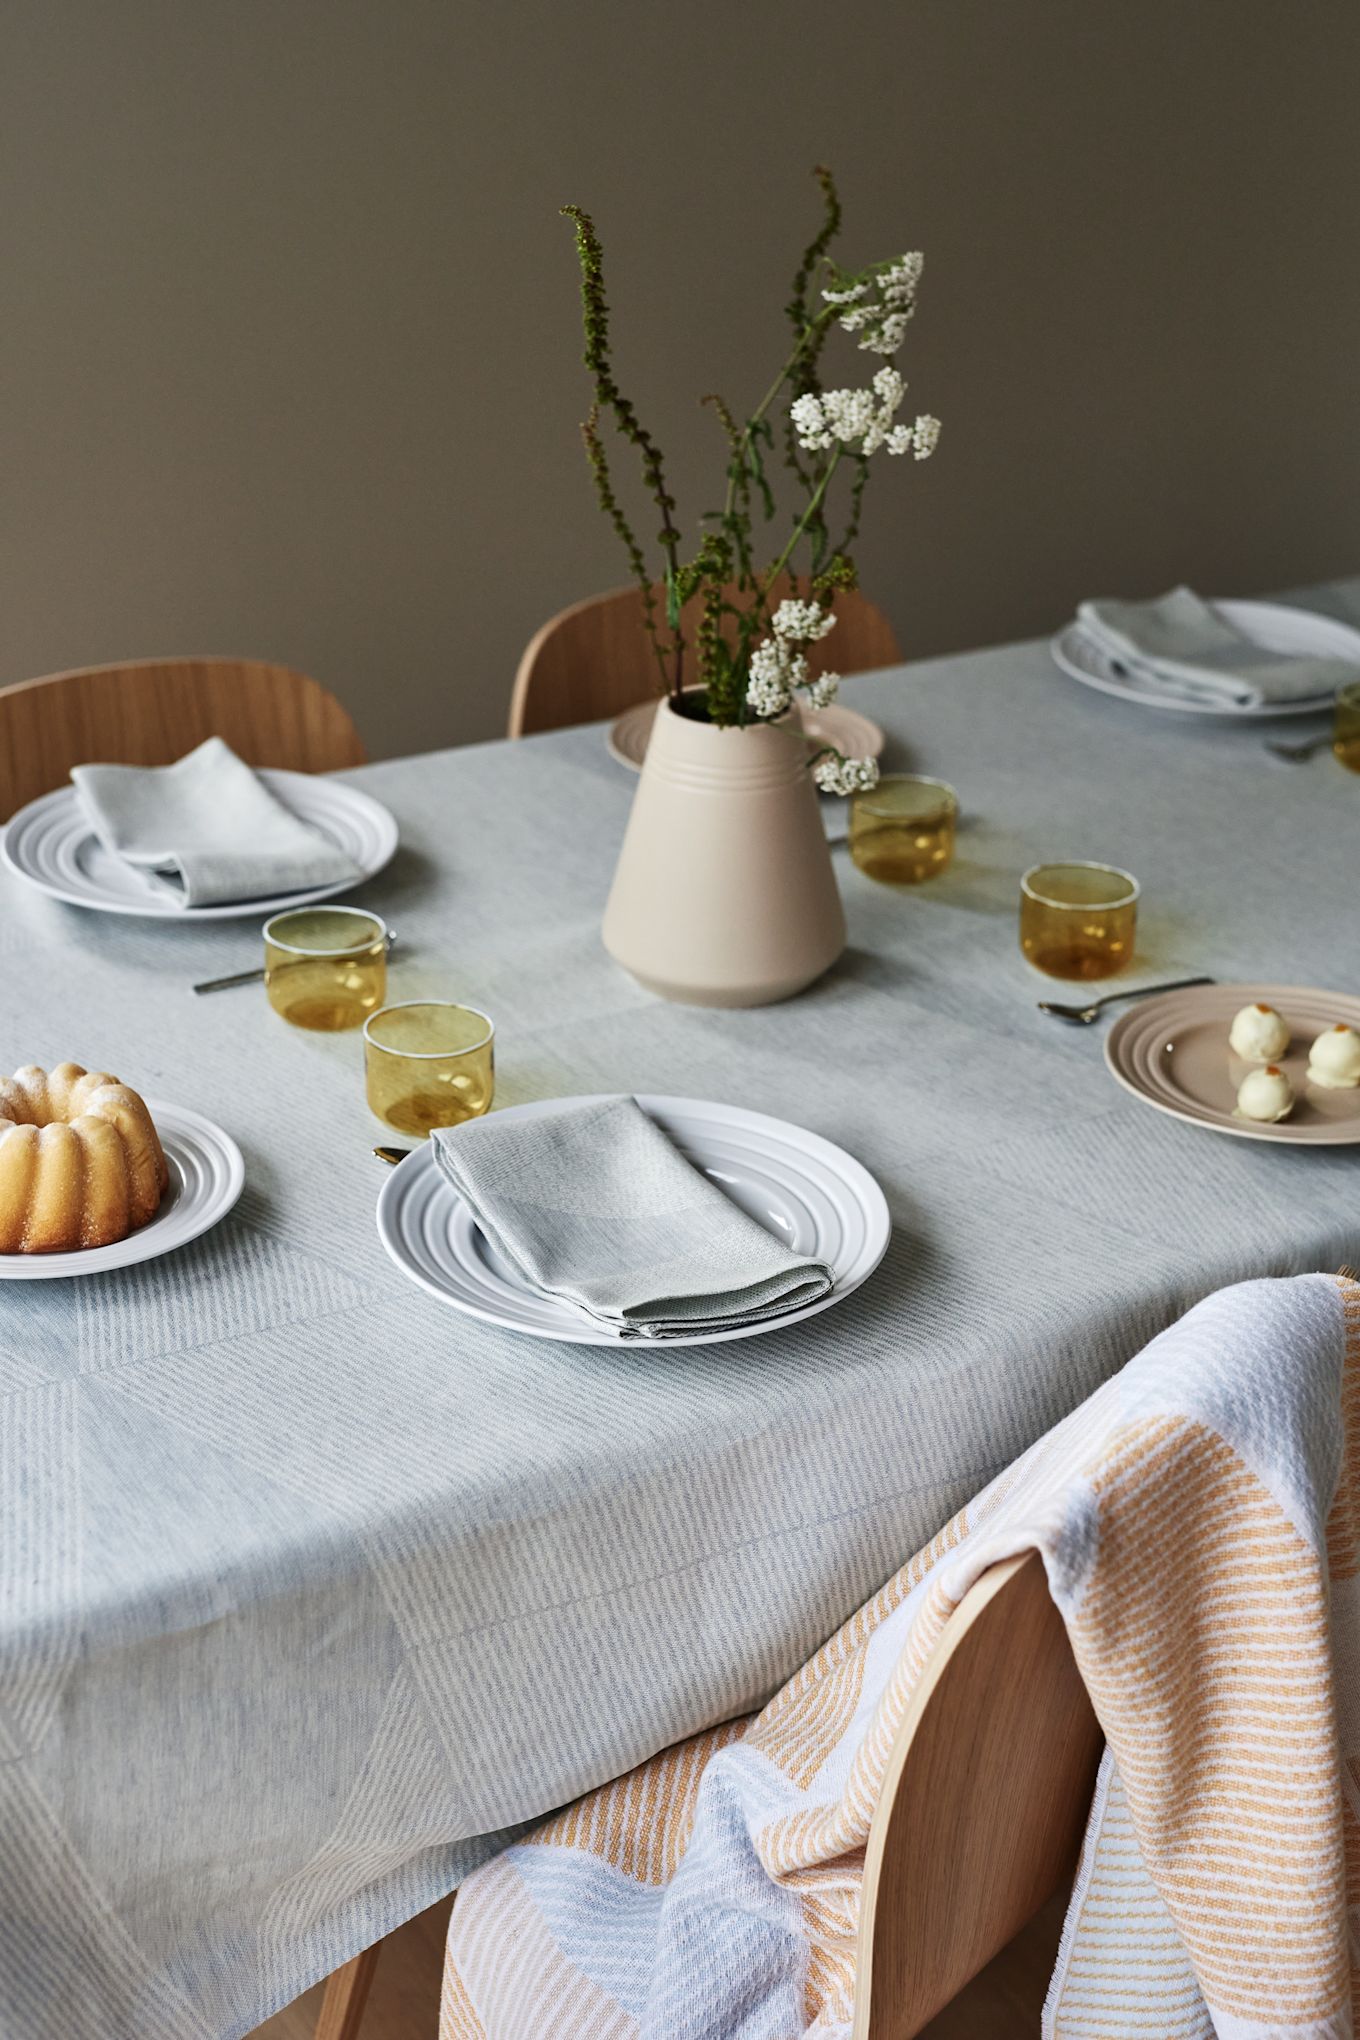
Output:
[[1077, 586, 1356, 708], [71, 738, 363, 907], [431, 1096, 835, 1339]]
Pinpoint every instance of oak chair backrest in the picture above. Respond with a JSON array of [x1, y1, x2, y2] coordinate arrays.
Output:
[[853, 1550, 1104, 2038], [508, 579, 902, 738], [0, 657, 366, 821]]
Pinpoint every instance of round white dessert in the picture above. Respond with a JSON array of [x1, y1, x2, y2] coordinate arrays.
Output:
[[1228, 1002, 1291, 1062], [1308, 1024, 1360, 1091], [1235, 1065, 1295, 1123]]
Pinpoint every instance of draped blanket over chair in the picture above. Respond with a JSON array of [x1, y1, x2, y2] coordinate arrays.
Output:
[[442, 1273, 1360, 2039]]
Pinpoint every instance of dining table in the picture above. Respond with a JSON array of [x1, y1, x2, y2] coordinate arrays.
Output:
[[2, 580, 1358, 2040]]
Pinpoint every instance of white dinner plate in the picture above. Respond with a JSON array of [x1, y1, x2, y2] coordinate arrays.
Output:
[[0, 1102, 245, 1279], [1105, 983, 1360, 1144], [0, 771, 398, 920], [376, 1093, 892, 1346], [607, 699, 886, 770], [1050, 598, 1355, 719]]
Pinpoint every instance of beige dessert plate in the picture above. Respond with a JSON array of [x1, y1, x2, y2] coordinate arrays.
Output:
[[1105, 982, 1360, 1144], [608, 698, 886, 772]]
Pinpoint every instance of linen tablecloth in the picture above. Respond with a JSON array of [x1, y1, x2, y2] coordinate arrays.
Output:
[[3, 583, 1358, 2038]]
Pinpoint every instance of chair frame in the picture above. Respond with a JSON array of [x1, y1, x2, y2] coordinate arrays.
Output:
[[853, 1550, 1104, 2037], [0, 656, 365, 821], [314, 1947, 381, 2040]]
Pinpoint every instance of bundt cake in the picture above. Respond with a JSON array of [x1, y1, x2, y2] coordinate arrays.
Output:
[[0, 1063, 169, 1253]]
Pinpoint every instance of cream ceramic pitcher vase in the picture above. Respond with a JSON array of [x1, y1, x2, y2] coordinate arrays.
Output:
[[602, 699, 846, 1007]]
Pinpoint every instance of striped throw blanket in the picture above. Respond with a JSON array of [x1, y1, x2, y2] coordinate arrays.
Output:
[[442, 1274, 1360, 2039]]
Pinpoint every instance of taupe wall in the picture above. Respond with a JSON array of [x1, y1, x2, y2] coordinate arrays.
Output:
[[3, 2, 1359, 758]]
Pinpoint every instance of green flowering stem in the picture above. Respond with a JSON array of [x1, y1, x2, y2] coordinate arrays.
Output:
[[563, 203, 686, 699], [720, 312, 835, 534], [836, 454, 872, 557], [582, 406, 668, 692], [782, 165, 842, 493], [762, 448, 843, 595]]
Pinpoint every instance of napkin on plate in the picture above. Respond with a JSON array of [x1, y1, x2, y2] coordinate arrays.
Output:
[[431, 1095, 835, 1339], [1076, 587, 1356, 709], [70, 737, 363, 907]]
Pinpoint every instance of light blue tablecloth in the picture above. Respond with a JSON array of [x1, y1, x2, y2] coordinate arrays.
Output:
[[2, 587, 1358, 2037]]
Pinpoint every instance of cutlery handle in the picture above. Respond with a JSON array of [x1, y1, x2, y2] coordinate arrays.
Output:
[[1097, 974, 1215, 1013], [1267, 735, 1333, 762], [193, 967, 265, 994], [193, 928, 396, 996]]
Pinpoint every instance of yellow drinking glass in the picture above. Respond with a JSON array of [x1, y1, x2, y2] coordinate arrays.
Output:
[[364, 1002, 495, 1136], [850, 775, 959, 885], [1020, 863, 1139, 981], [263, 906, 388, 1030], [1334, 681, 1360, 773]]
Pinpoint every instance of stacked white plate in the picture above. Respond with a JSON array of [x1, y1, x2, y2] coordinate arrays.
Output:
[[1050, 598, 1357, 719], [0, 771, 398, 920], [376, 1093, 891, 1347]]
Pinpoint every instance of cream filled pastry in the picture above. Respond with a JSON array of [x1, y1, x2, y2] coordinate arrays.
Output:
[[1308, 1023, 1360, 1090], [1228, 1001, 1291, 1062], [1235, 1064, 1295, 1123]]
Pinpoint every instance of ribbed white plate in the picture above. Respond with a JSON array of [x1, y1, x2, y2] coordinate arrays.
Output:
[[0, 1101, 245, 1279], [1105, 983, 1360, 1144], [0, 771, 398, 920], [1051, 598, 1355, 719], [376, 1093, 892, 1345]]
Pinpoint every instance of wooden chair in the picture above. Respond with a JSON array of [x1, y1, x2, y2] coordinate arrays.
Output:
[[0, 657, 366, 821], [314, 1951, 381, 2040], [314, 1550, 1101, 2040], [508, 579, 902, 738], [853, 1550, 1104, 2036]]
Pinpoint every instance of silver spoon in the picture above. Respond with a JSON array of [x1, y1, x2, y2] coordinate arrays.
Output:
[[193, 927, 397, 994], [1037, 974, 1215, 1025], [1265, 734, 1333, 763]]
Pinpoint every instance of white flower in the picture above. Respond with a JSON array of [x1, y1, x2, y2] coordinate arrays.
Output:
[[911, 413, 941, 460], [881, 252, 924, 300], [861, 310, 909, 357], [772, 598, 836, 645], [792, 369, 908, 459], [789, 390, 836, 451], [861, 366, 905, 455], [745, 637, 807, 719], [747, 673, 789, 718], [827, 253, 924, 354], [803, 672, 841, 709], [813, 752, 880, 796]]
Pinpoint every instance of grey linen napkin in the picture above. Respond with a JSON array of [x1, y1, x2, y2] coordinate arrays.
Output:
[[431, 1095, 835, 1338], [71, 737, 363, 907], [1077, 587, 1356, 709]]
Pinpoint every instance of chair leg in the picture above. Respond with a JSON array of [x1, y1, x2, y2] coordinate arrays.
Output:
[[314, 1942, 382, 2040]]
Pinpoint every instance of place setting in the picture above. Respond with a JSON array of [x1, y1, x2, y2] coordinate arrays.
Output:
[[248, 912, 892, 1349], [1, 733, 397, 918], [1049, 584, 1360, 721]]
